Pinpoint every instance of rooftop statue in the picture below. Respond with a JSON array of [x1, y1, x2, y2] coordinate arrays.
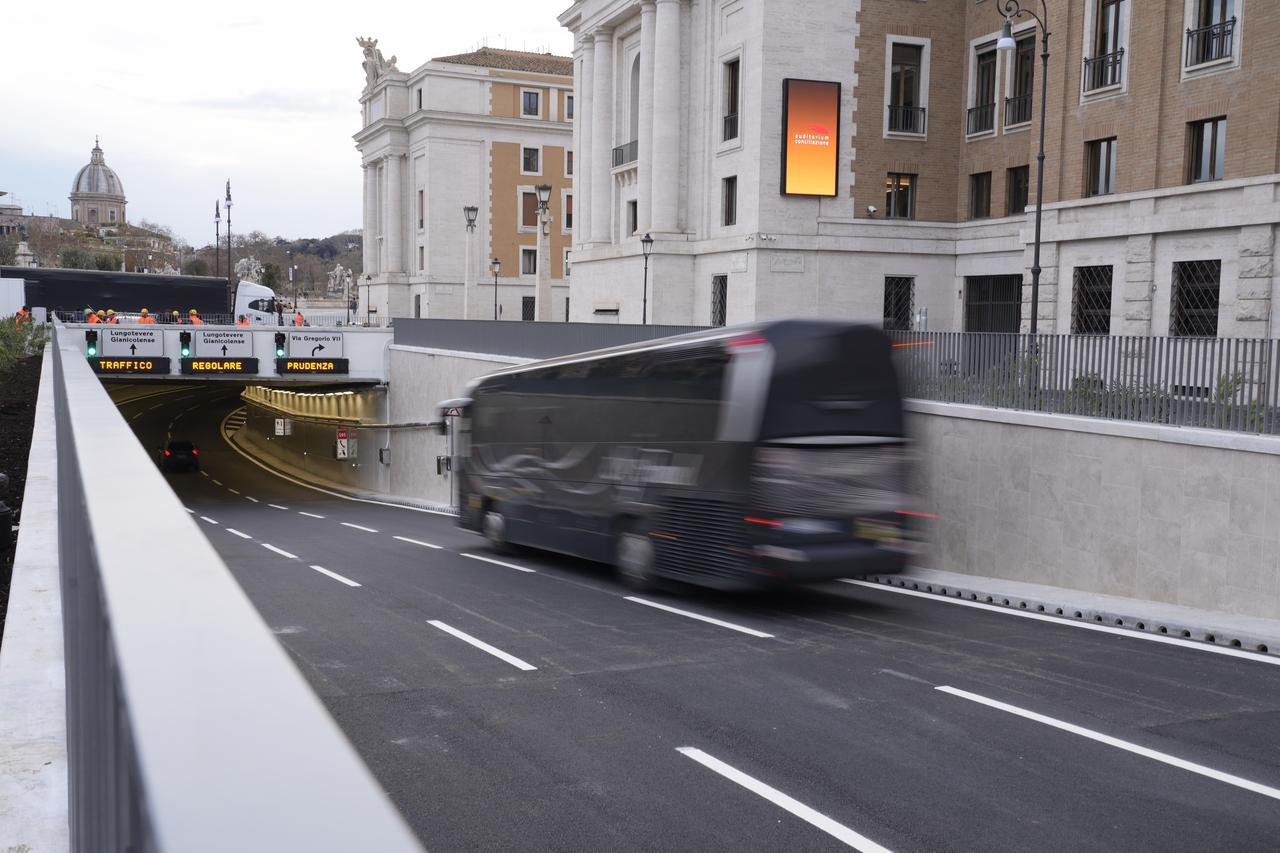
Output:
[[357, 37, 398, 88]]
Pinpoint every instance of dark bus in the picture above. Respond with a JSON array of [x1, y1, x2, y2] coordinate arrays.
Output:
[[444, 320, 920, 590]]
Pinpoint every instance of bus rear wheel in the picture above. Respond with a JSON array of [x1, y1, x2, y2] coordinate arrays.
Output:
[[616, 528, 658, 591], [483, 506, 512, 553]]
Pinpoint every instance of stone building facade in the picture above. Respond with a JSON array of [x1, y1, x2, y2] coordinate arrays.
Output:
[[354, 45, 575, 321], [561, 0, 1280, 337]]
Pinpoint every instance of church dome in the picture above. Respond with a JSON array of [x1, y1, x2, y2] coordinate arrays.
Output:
[[71, 139, 124, 198]]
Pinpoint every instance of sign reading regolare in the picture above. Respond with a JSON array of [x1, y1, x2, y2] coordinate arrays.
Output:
[[103, 327, 163, 356], [196, 330, 253, 358], [288, 331, 343, 358]]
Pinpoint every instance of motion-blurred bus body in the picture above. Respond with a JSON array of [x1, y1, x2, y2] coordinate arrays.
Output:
[[448, 320, 920, 590]]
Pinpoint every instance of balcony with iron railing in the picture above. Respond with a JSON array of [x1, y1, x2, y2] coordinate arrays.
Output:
[[1186, 17, 1236, 67], [1005, 93, 1032, 127], [612, 139, 638, 168], [966, 102, 995, 136], [1083, 49, 1124, 92], [723, 113, 739, 141], [888, 105, 927, 135]]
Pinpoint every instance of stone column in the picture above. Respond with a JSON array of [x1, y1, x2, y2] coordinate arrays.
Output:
[[590, 29, 614, 245], [1117, 233, 1155, 336], [1236, 224, 1275, 337], [650, 0, 682, 234], [578, 37, 595, 245], [384, 154, 404, 273], [362, 163, 377, 274], [637, 0, 657, 232]]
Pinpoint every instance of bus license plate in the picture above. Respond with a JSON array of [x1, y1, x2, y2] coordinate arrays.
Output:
[[855, 518, 900, 543]]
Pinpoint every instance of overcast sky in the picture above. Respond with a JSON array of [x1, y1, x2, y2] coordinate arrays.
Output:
[[3, 0, 573, 246]]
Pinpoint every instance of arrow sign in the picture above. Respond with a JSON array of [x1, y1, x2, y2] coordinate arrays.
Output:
[[311, 344, 325, 357], [130, 344, 137, 355], [221, 345, 228, 356]]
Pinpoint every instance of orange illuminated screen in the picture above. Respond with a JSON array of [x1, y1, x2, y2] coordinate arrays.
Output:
[[781, 79, 840, 196]]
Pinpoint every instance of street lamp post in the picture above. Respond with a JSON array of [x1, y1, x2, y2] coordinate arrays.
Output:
[[463, 205, 479, 319], [214, 202, 221, 278], [640, 233, 654, 324], [998, 1, 1050, 336], [534, 184, 552, 321], [147, 253, 152, 274], [491, 257, 501, 320], [224, 180, 234, 315]]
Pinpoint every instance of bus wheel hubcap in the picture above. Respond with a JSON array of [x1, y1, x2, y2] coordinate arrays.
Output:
[[619, 533, 653, 581], [483, 511, 505, 544]]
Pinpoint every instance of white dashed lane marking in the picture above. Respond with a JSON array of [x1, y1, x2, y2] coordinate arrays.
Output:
[[199, 516, 219, 525], [461, 553, 536, 574], [624, 597, 775, 639], [298, 511, 326, 519], [310, 565, 361, 588], [261, 543, 298, 559], [340, 522, 379, 533], [268, 504, 290, 511], [394, 536, 442, 550], [427, 620, 537, 671], [225, 529, 252, 540], [245, 496, 260, 503]]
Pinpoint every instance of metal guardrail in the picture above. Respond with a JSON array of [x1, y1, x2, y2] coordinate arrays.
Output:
[[966, 103, 995, 135], [1186, 17, 1235, 67], [49, 326, 423, 852], [1083, 48, 1125, 91], [1004, 93, 1032, 126], [892, 332, 1280, 436], [888, 105, 926, 134], [612, 139, 638, 168]]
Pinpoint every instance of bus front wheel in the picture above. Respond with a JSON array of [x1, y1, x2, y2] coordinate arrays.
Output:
[[483, 507, 513, 553], [617, 528, 658, 591]]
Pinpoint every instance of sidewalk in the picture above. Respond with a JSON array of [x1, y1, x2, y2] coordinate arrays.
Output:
[[863, 565, 1280, 658]]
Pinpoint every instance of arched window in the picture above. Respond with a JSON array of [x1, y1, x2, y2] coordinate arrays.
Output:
[[88, 208, 99, 224], [629, 54, 641, 143]]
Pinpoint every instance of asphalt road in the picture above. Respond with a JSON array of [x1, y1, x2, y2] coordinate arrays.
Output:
[[116, 383, 1280, 852]]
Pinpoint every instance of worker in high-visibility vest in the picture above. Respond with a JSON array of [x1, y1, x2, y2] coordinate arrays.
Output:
[[138, 308, 155, 324], [293, 310, 305, 327], [236, 314, 250, 327], [188, 309, 204, 326], [96, 310, 107, 323], [15, 306, 32, 325], [85, 308, 100, 324], [171, 310, 183, 324], [105, 309, 119, 324]]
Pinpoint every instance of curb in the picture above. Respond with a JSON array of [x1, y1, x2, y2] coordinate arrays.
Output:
[[862, 571, 1279, 658]]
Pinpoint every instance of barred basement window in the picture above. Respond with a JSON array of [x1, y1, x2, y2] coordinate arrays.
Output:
[[1071, 265, 1113, 334], [883, 277, 914, 331], [1171, 259, 1221, 337]]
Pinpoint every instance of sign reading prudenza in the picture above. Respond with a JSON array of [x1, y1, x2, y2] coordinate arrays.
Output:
[[288, 331, 343, 358], [196, 330, 253, 357], [103, 327, 163, 356]]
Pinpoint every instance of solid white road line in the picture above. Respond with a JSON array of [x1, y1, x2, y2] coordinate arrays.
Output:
[[199, 516, 218, 525], [461, 553, 536, 574], [394, 535, 442, 550], [427, 620, 537, 671], [211, 479, 223, 486], [310, 565, 361, 588], [268, 504, 290, 511], [261, 543, 298, 559], [625, 597, 775, 639], [227, 488, 240, 495], [298, 511, 326, 519], [676, 747, 893, 852], [225, 528, 252, 540], [245, 496, 260, 503], [936, 686, 1280, 802], [340, 522, 379, 533], [842, 580, 1280, 667]]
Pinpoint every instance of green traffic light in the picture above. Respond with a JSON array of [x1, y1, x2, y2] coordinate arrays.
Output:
[[181, 345, 191, 357], [87, 345, 97, 357]]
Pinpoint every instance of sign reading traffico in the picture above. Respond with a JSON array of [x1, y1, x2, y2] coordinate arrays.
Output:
[[180, 357, 260, 375], [780, 78, 841, 197], [276, 358, 350, 375], [90, 357, 171, 375]]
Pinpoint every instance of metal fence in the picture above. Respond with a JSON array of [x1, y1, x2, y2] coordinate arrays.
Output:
[[393, 317, 707, 359], [893, 331, 1280, 436], [49, 325, 423, 852]]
